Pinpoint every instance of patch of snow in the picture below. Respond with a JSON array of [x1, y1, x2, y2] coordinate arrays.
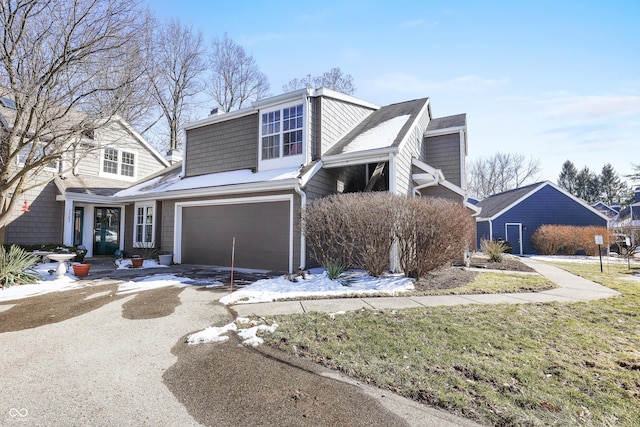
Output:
[[342, 115, 411, 153], [115, 259, 168, 269], [115, 166, 301, 198], [0, 263, 84, 302], [116, 275, 192, 295], [187, 319, 278, 347], [218, 270, 414, 305]]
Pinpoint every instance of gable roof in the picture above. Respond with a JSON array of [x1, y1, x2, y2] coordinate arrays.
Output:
[[476, 181, 609, 222], [323, 98, 429, 157]]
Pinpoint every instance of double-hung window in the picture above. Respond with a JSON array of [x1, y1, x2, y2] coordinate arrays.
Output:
[[134, 203, 154, 246], [259, 103, 304, 169], [101, 147, 136, 179]]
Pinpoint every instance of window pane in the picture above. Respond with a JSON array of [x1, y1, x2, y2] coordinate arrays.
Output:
[[104, 148, 118, 174]]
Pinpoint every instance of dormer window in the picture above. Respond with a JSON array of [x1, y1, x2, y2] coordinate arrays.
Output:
[[101, 147, 136, 180], [259, 102, 305, 170]]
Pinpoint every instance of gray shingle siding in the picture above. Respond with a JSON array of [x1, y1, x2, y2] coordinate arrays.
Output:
[[319, 97, 375, 155], [424, 133, 462, 187], [304, 165, 368, 200], [5, 180, 63, 244], [185, 113, 258, 177]]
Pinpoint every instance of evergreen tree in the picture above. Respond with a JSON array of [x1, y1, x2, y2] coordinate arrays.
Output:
[[574, 167, 600, 202], [599, 163, 628, 205], [557, 160, 578, 193]]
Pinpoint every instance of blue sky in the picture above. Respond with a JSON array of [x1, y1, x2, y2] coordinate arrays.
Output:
[[148, 0, 640, 185]]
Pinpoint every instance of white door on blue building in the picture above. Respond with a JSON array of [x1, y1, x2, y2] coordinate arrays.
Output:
[[505, 223, 523, 255]]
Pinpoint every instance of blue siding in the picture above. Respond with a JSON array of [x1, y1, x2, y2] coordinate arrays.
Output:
[[476, 220, 491, 249], [490, 185, 606, 254]]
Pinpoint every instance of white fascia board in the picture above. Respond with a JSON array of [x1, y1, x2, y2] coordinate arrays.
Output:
[[438, 179, 466, 197], [397, 99, 431, 152], [183, 108, 257, 130], [251, 89, 311, 109], [544, 181, 611, 222], [411, 158, 445, 181], [115, 179, 299, 203], [56, 192, 118, 204], [313, 88, 380, 110], [481, 182, 546, 221], [466, 202, 482, 215], [424, 125, 466, 137], [322, 147, 397, 168], [117, 119, 170, 167], [299, 161, 324, 187]]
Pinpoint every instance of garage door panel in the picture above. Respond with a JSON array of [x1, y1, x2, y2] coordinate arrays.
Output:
[[181, 201, 289, 271]]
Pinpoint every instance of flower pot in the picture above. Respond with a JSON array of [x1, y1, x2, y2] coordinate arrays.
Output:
[[72, 263, 91, 277], [131, 257, 144, 268], [158, 254, 173, 266]]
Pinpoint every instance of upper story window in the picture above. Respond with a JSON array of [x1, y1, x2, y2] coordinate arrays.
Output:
[[101, 147, 136, 179], [259, 102, 305, 170], [17, 143, 59, 171]]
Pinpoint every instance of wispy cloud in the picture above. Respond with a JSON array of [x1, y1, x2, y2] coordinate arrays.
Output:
[[400, 19, 425, 28], [544, 95, 640, 120], [239, 33, 286, 46], [370, 73, 509, 93]]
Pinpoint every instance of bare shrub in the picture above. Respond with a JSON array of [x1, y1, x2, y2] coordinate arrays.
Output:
[[396, 197, 475, 278], [304, 194, 475, 278], [347, 193, 396, 276], [303, 195, 356, 270], [532, 225, 613, 256]]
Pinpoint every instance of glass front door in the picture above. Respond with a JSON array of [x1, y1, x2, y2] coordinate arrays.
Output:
[[73, 207, 84, 247], [94, 207, 120, 255]]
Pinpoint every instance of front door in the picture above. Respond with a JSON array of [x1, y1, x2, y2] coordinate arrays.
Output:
[[505, 223, 522, 255], [94, 207, 120, 255]]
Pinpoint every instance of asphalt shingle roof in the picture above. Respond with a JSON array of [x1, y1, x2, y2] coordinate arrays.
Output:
[[476, 182, 546, 219], [426, 113, 466, 131]]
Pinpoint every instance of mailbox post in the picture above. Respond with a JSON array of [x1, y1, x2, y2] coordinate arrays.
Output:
[[594, 235, 603, 273]]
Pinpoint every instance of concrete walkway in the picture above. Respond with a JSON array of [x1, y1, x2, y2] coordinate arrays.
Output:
[[232, 258, 621, 318]]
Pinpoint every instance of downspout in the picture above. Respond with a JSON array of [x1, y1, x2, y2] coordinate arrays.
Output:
[[294, 180, 307, 271]]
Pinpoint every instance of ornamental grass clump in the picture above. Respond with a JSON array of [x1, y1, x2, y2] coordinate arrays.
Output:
[[481, 239, 508, 262], [324, 259, 349, 281], [0, 245, 40, 288]]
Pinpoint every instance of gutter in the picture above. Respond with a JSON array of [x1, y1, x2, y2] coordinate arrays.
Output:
[[294, 180, 307, 271]]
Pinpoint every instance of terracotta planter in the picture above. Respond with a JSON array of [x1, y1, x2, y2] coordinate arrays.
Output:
[[131, 257, 144, 268], [72, 263, 91, 277]]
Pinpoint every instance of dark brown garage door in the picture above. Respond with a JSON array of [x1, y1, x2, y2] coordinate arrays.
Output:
[[181, 201, 290, 272]]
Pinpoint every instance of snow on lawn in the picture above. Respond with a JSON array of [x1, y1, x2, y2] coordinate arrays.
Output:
[[188, 317, 278, 347], [530, 255, 639, 264], [219, 269, 415, 305]]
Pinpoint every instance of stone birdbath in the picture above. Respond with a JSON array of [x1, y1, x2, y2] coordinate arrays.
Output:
[[46, 253, 77, 279]]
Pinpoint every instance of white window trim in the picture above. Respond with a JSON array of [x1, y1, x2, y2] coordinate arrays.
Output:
[[133, 201, 155, 247], [99, 147, 138, 182], [258, 100, 306, 171]]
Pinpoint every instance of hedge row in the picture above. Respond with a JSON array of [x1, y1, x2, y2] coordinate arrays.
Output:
[[303, 193, 475, 278], [531, 225, 613, 256]]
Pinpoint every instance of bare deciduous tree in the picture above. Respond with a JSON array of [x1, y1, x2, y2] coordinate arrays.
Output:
[[467, 152, 541, 199], [208, 33, 269, 112], [283, 67, 356, 95], [0, 0, 148, 229], [147, 18, 206, 152]]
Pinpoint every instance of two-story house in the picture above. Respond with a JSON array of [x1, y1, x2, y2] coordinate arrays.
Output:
[[0, 96, 170, 257], [115, 88, 471, 273]]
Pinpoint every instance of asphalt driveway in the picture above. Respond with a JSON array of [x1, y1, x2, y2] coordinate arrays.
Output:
[[0, 281, 467, 426]]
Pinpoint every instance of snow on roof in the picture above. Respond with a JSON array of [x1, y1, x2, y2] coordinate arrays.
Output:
[[342, 114, 411, 153], [115, 166, 302, 198]]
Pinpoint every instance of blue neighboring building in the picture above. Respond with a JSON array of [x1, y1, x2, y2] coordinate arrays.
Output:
[[475, 181, 609, 255]]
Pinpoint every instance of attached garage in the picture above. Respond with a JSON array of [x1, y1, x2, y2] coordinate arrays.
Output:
[[175, 195, 293, 272]]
